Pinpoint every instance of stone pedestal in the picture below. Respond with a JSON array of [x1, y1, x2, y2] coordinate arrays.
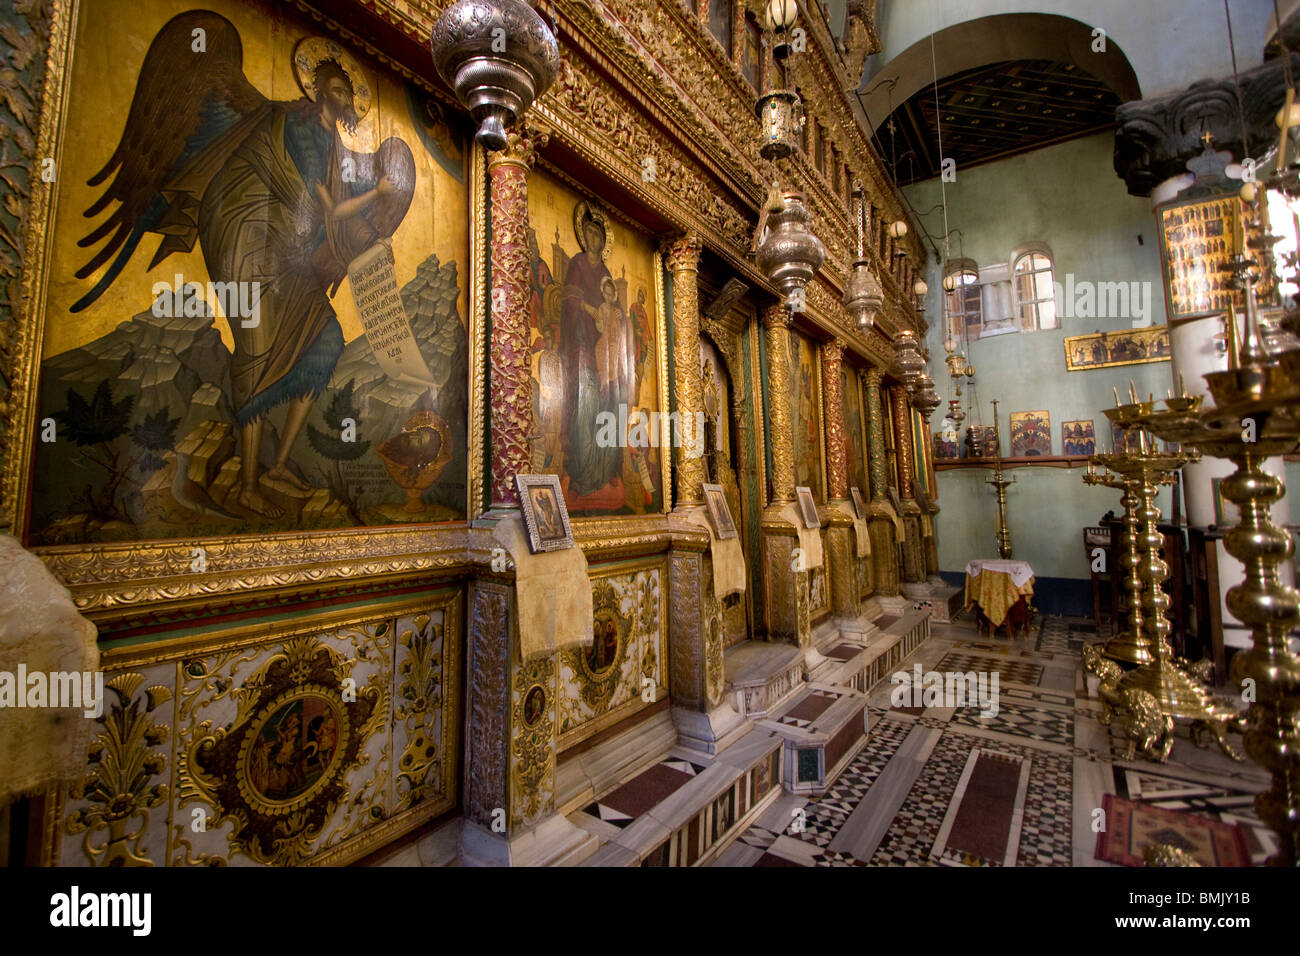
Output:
[[825, 504, 861, 623], [666, 514, 746, 754]]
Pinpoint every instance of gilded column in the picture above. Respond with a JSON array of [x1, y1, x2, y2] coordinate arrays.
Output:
[[891, 386, 916, 501], [822, 338, 848, 502], [863, 366, 899, 597], [821, 338, 857, 620], [921, 418, 938, 498], [760, 302, 806, 643], [764, 304, 797, 504], [487, 129, 546, 509], [919, 417, 941, 578], [863, 367, 888, 501], [665, 234, 706, 507], [891, 388, 924, 584]]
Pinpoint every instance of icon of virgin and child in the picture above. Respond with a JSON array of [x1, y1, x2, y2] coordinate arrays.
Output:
[[528, 201, 656, 513]]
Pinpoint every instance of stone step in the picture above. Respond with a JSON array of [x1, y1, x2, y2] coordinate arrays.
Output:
[[572, 727, 783, 866], [757, 682, 869, 798], [555, 708, 678, 817], [723, 641, 805, 720], [809, 608, 931, 692]]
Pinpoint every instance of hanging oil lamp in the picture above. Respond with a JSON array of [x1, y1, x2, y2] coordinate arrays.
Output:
[[755, 188, 825, 309], [430, 0, 560, 151], [843, 182, 884, 329]]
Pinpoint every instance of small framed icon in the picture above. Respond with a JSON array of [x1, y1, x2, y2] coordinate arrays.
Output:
[[849, 486, 867, 520], [515, 474, 574, 553], [702, 483, 738, 540], [795, 486, 821, 530]]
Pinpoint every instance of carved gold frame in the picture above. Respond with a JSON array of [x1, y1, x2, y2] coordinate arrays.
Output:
[[5, 0, 487, 619], [555, 556, 669, 753], [45, 589, 461, 867]]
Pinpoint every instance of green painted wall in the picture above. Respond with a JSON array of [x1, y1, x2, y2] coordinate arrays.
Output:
[[906, 132, 1175, 579]]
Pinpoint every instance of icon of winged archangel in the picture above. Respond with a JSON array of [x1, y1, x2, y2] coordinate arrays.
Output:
[[70, 11, 416, 518]]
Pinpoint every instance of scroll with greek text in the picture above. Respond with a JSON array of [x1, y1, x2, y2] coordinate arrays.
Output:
[[347, 243, 435, 386]]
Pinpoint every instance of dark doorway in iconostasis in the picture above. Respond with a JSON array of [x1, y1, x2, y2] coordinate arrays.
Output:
[[699, 302, 759, 648]]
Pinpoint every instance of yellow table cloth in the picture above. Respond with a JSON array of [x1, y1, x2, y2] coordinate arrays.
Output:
[[964, 559, 1035, 628]]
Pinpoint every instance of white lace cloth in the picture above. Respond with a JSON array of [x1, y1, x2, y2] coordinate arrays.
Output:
[[965, 558, 1035, 588]]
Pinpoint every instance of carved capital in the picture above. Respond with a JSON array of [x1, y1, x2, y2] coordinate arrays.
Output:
[[487, 127, 549, 170], [762, 302, 792, 329], [663, 232, 703, 274], [1114, 54, 1300, 196]]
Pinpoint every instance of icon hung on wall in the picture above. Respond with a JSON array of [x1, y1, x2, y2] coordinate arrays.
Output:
[[1062, 420, 1096, 456], [1009, 410, 1052, 457], [702, 482, 738, 540]]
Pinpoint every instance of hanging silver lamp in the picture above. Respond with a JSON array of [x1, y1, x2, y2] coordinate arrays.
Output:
[[755, 189, 825, 308], [913, 371, 942, 417], [430, 0, 560, 151], [844, 182, 883, 329], [893, 329, 926, 391]]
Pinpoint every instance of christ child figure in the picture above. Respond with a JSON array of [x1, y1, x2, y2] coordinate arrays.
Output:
[[593, 276, 629, 396]]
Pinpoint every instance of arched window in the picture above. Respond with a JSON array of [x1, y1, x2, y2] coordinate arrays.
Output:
[[1013, 247, 1057, 330], [943, 258, 981, 344]]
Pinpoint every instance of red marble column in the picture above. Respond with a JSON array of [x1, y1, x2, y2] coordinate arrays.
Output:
[[487, 130, 546, 509]]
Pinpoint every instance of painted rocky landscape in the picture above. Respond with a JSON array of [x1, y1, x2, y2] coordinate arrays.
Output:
[[31, 254, 468, 544]]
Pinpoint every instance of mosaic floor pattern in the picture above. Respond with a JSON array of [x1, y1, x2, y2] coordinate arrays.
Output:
[[721, 614, 1268, 868]]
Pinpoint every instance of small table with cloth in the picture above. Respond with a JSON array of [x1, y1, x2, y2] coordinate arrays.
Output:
[[964, 559, 1036, 637]]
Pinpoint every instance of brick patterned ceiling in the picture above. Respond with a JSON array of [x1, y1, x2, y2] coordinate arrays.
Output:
[[878, 59, 1122, 186]]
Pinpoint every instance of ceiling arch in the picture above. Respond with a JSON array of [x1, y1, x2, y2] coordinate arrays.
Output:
[[859, 12, 1141, 136]]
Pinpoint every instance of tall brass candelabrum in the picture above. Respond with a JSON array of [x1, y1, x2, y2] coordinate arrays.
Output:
[[1082, 395, 1251, 768], [1082, 461, 1148, 665], [987, 400, 1014, 559], [1139, 366, 1300, 866]]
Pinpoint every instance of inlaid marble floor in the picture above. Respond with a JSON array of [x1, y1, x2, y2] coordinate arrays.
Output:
[[716, 615, 1274, 867]]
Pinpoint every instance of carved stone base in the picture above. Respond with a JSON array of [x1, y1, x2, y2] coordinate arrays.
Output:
[[724, 640, 805, 720], [761, 509, 811, 646], [866, 514, 900, 596], [459, 814, 598, 867], [756, 683, 869, 798], [874, 593, 912, 615], [901, 580, 963, 623], [671, 703, 751, 757]]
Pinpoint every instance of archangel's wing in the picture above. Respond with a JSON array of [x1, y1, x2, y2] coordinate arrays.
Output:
[[71, 10, 267, 312]]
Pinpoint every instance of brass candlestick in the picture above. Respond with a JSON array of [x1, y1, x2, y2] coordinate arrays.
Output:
[[1083, 463, 1148, 665], [1141, 363, 1300, 865], [986, 400, 1014, 559], [1083, 393, 1249, 771]]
